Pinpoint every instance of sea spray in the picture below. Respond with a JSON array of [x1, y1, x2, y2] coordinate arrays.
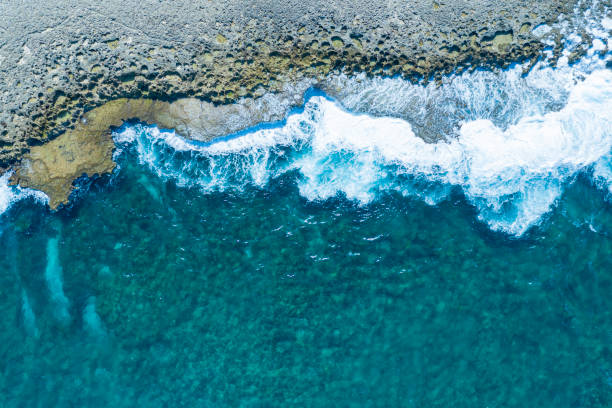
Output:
[[593, 155, 612, 197], [322, 0, 610, 142], [110, 0, 611, 237], [45, 236, 71, 324], [0, 173, 15, 216], [3, 0, 609, 238], [0, 172, 48, 218], [113, 68, 612, 236], [0, 2, 608, 406]]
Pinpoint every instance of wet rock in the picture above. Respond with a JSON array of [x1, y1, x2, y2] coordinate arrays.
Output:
[[10, 84, 312, 208], [0, 0, 578, 205]]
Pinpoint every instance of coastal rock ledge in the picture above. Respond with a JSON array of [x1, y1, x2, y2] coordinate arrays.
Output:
[[0, 0, 577, 207]]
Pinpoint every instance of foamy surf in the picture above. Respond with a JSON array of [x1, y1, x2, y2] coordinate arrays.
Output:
[[4, 0, 611, 238], [114, 60, 612, 236], [110, 0, 611, 237], [0, 172, 48, 219]]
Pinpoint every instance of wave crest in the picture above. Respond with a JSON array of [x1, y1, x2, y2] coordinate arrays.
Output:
[[114, 67, 612, 236], [0, 172, 48, 219]]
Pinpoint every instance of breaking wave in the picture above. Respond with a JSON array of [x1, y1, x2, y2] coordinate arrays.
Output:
[[109, 1, 611, 237], [3, 0, 611, 237], [0, 172, 48, 221], [110, 1, 611, 237], [113, 62, 611, 236]]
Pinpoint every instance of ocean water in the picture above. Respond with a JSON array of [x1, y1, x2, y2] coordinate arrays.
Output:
[[1, 3, 612, 407]]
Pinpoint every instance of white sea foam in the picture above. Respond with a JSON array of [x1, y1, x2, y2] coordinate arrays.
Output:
[[111, 1, 611, 236], [593, 155, 612, 196], [114, 67, 612, 236], [0, 172, 49, 217], [0, 173, 14, 215]]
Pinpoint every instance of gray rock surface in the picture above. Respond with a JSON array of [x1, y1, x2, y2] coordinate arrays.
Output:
[[0, 0, 576, 172]]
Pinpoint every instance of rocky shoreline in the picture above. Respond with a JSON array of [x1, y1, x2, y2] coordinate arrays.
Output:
[[0, 0, 581, 207]]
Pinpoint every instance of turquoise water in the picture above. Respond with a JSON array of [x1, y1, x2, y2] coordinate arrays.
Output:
[[1, 146, 611, 407], [1, 6, 612, 405]]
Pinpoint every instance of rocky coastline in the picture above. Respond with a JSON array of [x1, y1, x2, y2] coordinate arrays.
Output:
[[0, 0, 582, 207]]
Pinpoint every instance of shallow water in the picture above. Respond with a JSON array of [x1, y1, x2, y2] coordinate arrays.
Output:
[[1, 157, 612, 407], [1, 2, 612, 406]]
